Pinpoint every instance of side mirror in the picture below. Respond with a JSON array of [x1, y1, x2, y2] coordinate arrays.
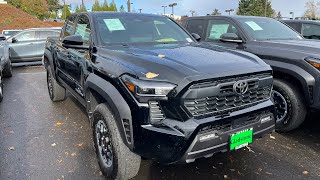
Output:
[[0, 34, 6, 41], [191, 33, 201, 41], [220, 33, 243, 43], [62, 35, 89, 49], [11, 37, 18, 43]]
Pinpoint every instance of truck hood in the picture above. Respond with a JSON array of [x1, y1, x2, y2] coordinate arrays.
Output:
[[98, 43, 270, 85], [258, 39, 320, 54]]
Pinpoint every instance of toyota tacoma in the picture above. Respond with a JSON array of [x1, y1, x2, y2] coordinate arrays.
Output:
[[183, 16, 320, 132], [44, 13, 275, 180]]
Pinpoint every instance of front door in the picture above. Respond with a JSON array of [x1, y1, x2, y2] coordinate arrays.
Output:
[[66, 14, 92, 97], [9, 31, 38, 62], [205, 19, 243, 49]]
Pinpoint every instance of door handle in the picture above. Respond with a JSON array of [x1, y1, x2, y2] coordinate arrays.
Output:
[[28, 43, 34, 45]]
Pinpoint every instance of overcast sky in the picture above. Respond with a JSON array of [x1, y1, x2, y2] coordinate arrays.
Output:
[[65, 0, 309, 17]]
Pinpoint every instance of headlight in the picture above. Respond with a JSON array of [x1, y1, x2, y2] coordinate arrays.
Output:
[[121, 75, 176, 102], [305, 57, 320, 70]]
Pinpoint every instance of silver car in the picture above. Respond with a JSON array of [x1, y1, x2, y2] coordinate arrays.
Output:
[[6, 28, 61, 63], [2, 30, 22, 39]]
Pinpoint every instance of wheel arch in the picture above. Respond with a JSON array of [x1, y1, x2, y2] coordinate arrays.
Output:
[[266, 59, 315, 105], [84, 73, 134, 150], [43, 49, 56, 79]]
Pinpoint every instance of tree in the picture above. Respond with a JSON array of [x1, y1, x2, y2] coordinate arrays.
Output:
[[75, 4, 81, 13], [237, 0, 275, 17], [109, 0, 118, 12], [120, 5, 125, 12], [305, 0, 319, 19], [211, 8, 221, 15], [277, 11, 282, 19], [80, 0, 87, 12], [100, 0, 109, 11], [92, 0, 101, 12], [7, 0, 22, 8], [61, 4, 71, 19], [21, 0, 49, 20], [47, 0, 62, 19]]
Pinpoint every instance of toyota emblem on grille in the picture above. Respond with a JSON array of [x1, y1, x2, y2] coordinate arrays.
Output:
[[233, 81, 249, 94]]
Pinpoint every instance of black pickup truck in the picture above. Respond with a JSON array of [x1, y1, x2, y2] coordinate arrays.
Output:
[[183, 16, 320, 132], [0, 34, 12, 102], [44, 12, 275, 179]]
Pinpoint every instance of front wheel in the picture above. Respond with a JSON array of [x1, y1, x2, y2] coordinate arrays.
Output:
[[0, 74, 3, 102], [272, 79, 307, 132], [93, 103, 141, 180], [46, 66, 66, 102], [2, 60, 12, 78]]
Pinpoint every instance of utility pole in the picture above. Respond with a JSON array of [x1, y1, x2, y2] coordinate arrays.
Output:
[[169, 3, 177, 17], [162, 5, 167, 15], [225, 9, 234, 15], [138, 9, 142, 13], [190, 10, 195, 17], [127, 0, 133, 12]]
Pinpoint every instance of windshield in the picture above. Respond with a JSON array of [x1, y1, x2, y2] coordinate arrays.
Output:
[[3, 30, 21, 36], [96, 15, 193, 45], [237, 18, 303, 40]]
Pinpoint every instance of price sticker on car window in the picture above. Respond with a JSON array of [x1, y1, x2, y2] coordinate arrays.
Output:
[[104, 19, 125, 31], [245, 21, 263, 31]]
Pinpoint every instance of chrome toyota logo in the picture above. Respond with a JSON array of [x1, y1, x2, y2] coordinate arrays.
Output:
[[233, 81, 249, 94]]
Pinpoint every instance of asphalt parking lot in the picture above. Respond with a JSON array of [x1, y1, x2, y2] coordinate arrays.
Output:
[[0, 66, 319, 180]]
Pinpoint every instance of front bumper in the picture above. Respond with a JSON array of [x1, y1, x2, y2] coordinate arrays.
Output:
[[134, 100, 275, 164]]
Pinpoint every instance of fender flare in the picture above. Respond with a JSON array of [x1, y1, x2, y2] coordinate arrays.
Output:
[[84, 74, 134, 150], [43, 49, 56, 79], [265, 59, 315, 104]]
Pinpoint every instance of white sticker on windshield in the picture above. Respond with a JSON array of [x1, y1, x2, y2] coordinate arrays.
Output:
[[104, 19, 125, 31], [186, 38, 193, 42], [245, 21, 263, 31]]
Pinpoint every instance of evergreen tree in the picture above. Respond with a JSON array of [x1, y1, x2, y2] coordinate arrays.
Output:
[[47, 0, 62, 17], [92, 0, 101, 12], [21, 0, 49, 20], [75, 4, 81, 13], [61, 4, 71, 19], [277, 11, 282, 19], [101, 0, 109, 11], [80, 0, 87, 12], [109, 0, 118, 12], [211, 9, 221, 15], [237, 0, 275, 17]]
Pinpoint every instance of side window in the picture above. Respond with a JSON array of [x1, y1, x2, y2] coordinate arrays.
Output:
[[39, 31, 60, 40], [286, 22, 301, 33], [186, 19, 205, 37], [302, 23, 320, 39], [75, 15, 91, 44], [64, 15, 76, 37], [15, 31, 37, 41], [207, 20, 238, 41]]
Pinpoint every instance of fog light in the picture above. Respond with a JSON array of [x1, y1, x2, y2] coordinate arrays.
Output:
[[261, 116, 272, 124], [199, 133, 217, 142]]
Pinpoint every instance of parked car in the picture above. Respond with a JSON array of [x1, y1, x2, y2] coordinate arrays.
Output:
[[183, 15, 320, 132], [283, 20, 320, 40], [6, 28, 60, 64], [0, 34, 10, 101], [44, 12, 275, 179], [1, 29, 22, 39]]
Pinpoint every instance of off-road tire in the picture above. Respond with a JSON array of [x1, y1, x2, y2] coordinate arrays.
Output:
[[46, 66, 66, 102], [273, 79, 307, 132], [93, 103, 141, 180], [2, 61, 12, 78], [0, 74, 3, 102]]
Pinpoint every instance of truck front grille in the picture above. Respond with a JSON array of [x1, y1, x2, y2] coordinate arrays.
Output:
[[183, 73, 272, 119]]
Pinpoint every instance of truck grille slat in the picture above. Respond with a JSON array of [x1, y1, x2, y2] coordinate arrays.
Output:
[[184, 73, 272, 119]]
